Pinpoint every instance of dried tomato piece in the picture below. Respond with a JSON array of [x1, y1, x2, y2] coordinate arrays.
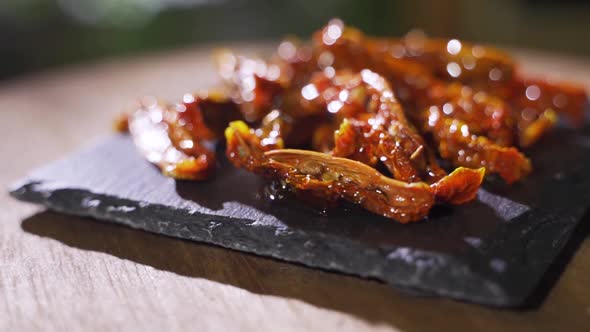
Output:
[[313, 22, 517, 147], [508, 77, 587, 146], [511, 77, 587, 125], [225, 121, 435, 223], [127, 97, 216, 180], [369, 33, 515, 89], [216, 51, 286, 122], [425, 107, 531, 184], [432, 84, 515, 147], [333, 118, 429, 183], [126, 94, 242, 180], [301, 69, 445, 183]]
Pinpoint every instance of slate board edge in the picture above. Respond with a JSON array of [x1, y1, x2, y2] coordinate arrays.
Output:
[[10, 179, 515, 306]]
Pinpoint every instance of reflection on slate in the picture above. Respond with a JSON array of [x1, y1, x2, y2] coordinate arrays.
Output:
[[9, 126, 590, 306]]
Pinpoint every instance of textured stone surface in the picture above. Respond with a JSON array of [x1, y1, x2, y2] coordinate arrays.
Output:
[[9, 126, 590, 306]]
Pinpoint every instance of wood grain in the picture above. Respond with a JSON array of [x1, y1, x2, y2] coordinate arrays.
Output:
[[1, 44, 590, 332]]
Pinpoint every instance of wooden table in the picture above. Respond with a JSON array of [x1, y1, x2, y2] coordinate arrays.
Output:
[[2, 44, 590, 332]]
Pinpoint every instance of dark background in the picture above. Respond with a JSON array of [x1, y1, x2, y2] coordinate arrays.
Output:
[[1, 0, 589, 80]]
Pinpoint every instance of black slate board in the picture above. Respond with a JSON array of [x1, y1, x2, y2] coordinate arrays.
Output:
[[10, 126, 590, 306]]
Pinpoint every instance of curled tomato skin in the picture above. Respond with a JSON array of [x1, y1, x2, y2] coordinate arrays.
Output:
[[431, 167, 485, 205]]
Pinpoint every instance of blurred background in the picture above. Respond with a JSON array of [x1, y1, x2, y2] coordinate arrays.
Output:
[[1, 0, 589, 81]]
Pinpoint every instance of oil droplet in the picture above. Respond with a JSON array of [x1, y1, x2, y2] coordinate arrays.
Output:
[[525, 85, 541, 101], [489, 68, 502, 81], [446, 39, 462, 55], [446, 62, 462, 78], [301, 84, 319, 100]]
